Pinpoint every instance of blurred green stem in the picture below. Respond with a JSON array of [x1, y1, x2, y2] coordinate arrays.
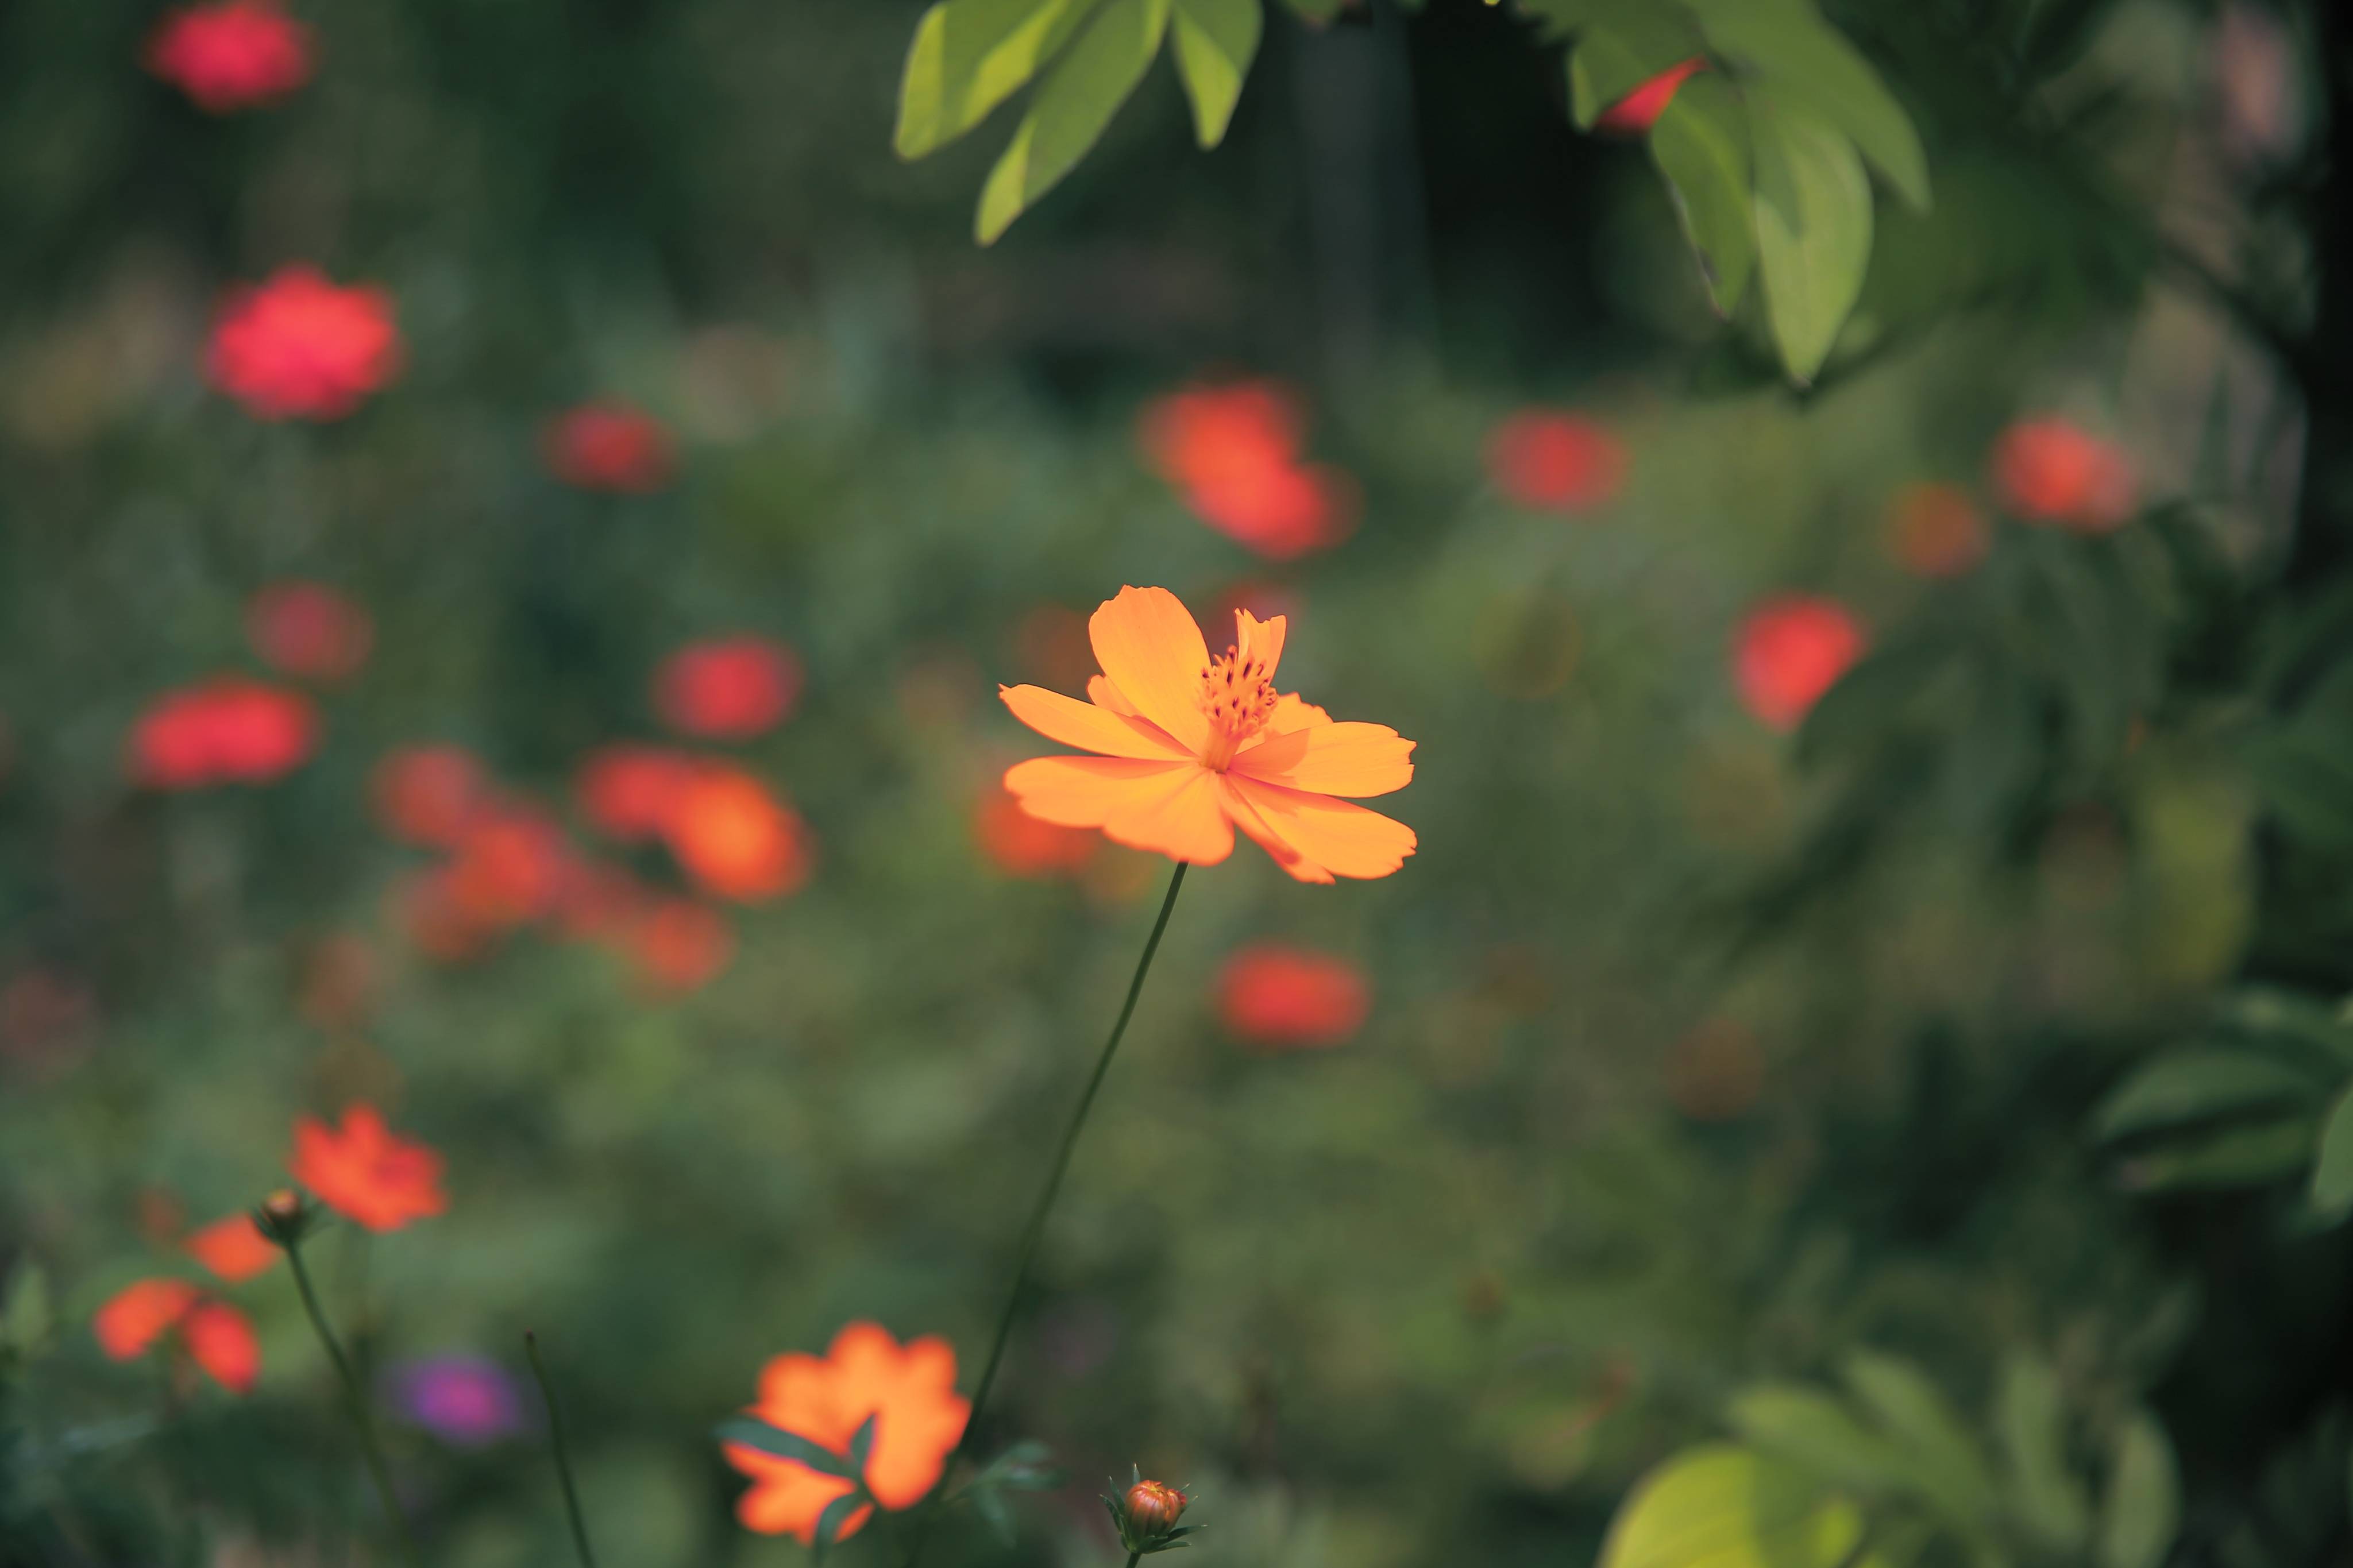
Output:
[[283, 1233, 419, 1568], [525, 1330, 600, 1568], [1124, 1555, 1140, 1568], [911, 860, 1189, 1566]]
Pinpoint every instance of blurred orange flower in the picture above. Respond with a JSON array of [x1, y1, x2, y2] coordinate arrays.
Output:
[[93, 1279, 259, 1394], [129, 678, 318, 789], [1139, 381, 1355, 559], [246, 581, 373, 682], [723, 1322, 970, 1544], [1000, 587, 1417, 882], [1733, 596, 1866, 731], [654, 637, 801, 741], [372, 745, 487, 847], [576, 744, 697, 841], [443, 808, 570, 927], [974, 782, 1098, 877], [628, 899, 735, 994], [184, 1214, 278, 1283], [1486, 411, 1628, 512], [1594, 57, 1709, 136], [1886, 481, 1989, 578], [207, 267, 400, 422], [289, 1103, 446, 1231], [1989, 416, 2135, 532], [146, 0, 311, 113], [661, 766, 811, 901], [542, 401, 674, 493], [1217, 945, 1371, 1048]]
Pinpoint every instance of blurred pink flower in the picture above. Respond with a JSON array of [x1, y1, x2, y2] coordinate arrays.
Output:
[[146, 0, 311, 113], [206, 268, 400, 422]]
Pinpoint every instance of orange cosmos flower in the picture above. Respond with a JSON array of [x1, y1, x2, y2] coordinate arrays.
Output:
[[654, 636, 801, 740], [184, 1214, 279, 1283], [146, 0, 312, 113], [128, 678, 319, 789], [1989, 416, 2135, 532], [1594, 58, 1709, 136], [723, 1322, 969, 1544], [206, 267, 401, 422], [661, 766, 811, 901], [542, 401, 676, 493], [1000, 587, 1415, 882], [246, 580, 373, 682], [1733, 596, 1867, 731], [372, 744, 487, 846], [1486, 410, 1629, 512], [288, 1103, 446, 1231], [93, 1279, 259, 1394], [1886, 481, 1989, 578], [1217, 944, 1371, 1048]]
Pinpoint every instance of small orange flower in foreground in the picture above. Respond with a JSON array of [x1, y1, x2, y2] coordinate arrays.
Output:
[[93, 1279, 260, 1394], [1594, 58, 1710, 136], [1217, 945, 1371, 1048], [289, 1104, 447, 1232], [146, 0, 312, 113], [1000, 587, 1415, 882], [542, 401, 675, 493], [207, 267, 401, 422], [184, 1214, 279, 1283], [1733, 596, 1867, 731], [1989, 416, 2135, 532], [654, 636, 801, 740], [1486, 410, 1629, 513], [723, 1322, 969, 1544], [247, 580, 374, 682], [1887, 481, 1989, 578]]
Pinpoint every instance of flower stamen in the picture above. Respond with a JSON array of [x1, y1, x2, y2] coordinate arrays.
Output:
[[1198, 646, 1278, 769]]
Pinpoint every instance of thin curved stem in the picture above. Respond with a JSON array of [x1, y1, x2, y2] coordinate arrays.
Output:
[[525, 1331, 600, 1568], [907, 860, 1190, 1566], [284, 1233, 420, 1568]]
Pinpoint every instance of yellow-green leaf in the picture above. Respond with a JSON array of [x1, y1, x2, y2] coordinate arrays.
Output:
[[2099, 1412, 2179, 1568], [1997, 1353, 2093, 1552], [1600, 1444, 1868, 1568], [1170, 0, 1260, 148], [1747, 87, 1870, 385], [1566, 8, 1707, 129], [896, 0, 1102, 160], [1841, 1350, 1997, 1521], [976, 0, 1172, 244], [1649, 72, 1754, 314], [2309, 1080, 2353, 1214], [1688, 0, 1928, 210]]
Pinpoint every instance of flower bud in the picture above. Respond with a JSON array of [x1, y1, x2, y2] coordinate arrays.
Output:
[[1125, 1480, 1187, 1536], [253, 1187, 315, 1245]]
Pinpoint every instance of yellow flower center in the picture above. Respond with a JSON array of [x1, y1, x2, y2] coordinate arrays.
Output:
[[1197, 645, 1277, 768]]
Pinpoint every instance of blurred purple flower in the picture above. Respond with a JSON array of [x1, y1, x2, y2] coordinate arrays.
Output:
[[385, 1354, 525, 1447]]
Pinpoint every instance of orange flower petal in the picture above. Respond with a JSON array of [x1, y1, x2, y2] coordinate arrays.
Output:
[[1215, 777, 1334, 883], [728, 1452, 867, 1543], [1004, 757, 1232, 865], [1266, 693, 1332, 735], [1230, 721, 1414, 798], [93, 1279, 199, 1360], [1086, 674, 1143, 719], [1232, 608, 1286, 679], [184, 1214, 279, 1283], [997, 685, 1194, 762], [182, 1300, 261, 1394], [1223, 776, 1417, 879], [1087, 587, 1212, 756]]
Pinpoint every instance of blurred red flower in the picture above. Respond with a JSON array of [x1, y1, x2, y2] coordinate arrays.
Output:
[[1486, 411, 1629, 512], [661, 766, 811, 902], [628, 899, 735, 994], [974, 782, 1098, 877], [1886, 482, 1989, 578], [723, 1322, 969, 1544], [577, 746, 697, 841], [288, 1103, 446, 1231], [654, 637, 801, 740], [246, 580, 373, 682], [550, 858, 650, 942], [1594, 58, 1709, 136], [206, 267, 400, 422], [146, 0, 312, 113], [1139, 380, 1355, 559], [1733, 596, 1867, 731], [443, 808, 570, 928], [391, 868, 495, 964], [92, 1279, 259, 1394], [1217, 945, 1371, 1049], [542, 401, 674, 493], [183, 1214, 278, 1283], [1989, 417, 2135, 532], [129, 678, 318, 789], [372, 745, 486, 847]]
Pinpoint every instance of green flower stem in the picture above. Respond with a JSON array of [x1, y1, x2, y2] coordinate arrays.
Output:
[[908, 860, 1190, 1566], [1125, 1554, 1142, 1568], [283, 1231, 420, 1568], [524, 1331, 601, 1568]]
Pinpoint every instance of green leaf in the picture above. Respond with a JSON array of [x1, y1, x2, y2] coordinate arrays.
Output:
[[1727, 1385, 1911, 1493], [1599, 1444, 1868, 1568], [1746, 88, 1871, 385], [896, 0, 1102, 160], [1648, 73, 1755, 314], [977, 0, 1172, 244], [1996, 1354, 2093, 1552], [1687, 0, 1929, 210], [713, 1418, 860, 1479], [2093, 1051, 2324, 1140], [2099, 1412, 2179, 1568], [1, 1262, 50, 1355], [2121, 1117, 2318, 1191], [1170, 0, 1260, 148], [1567, 9, 1708, 129], [811, 1490, 866, 1566], [846, 1412, 878, 1476], [1841, 1351, 1996, 1520], [2310, 1082, 2353, 1215]]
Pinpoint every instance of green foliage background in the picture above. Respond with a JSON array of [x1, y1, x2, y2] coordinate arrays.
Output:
[[3, 1, 2351, 1566]]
